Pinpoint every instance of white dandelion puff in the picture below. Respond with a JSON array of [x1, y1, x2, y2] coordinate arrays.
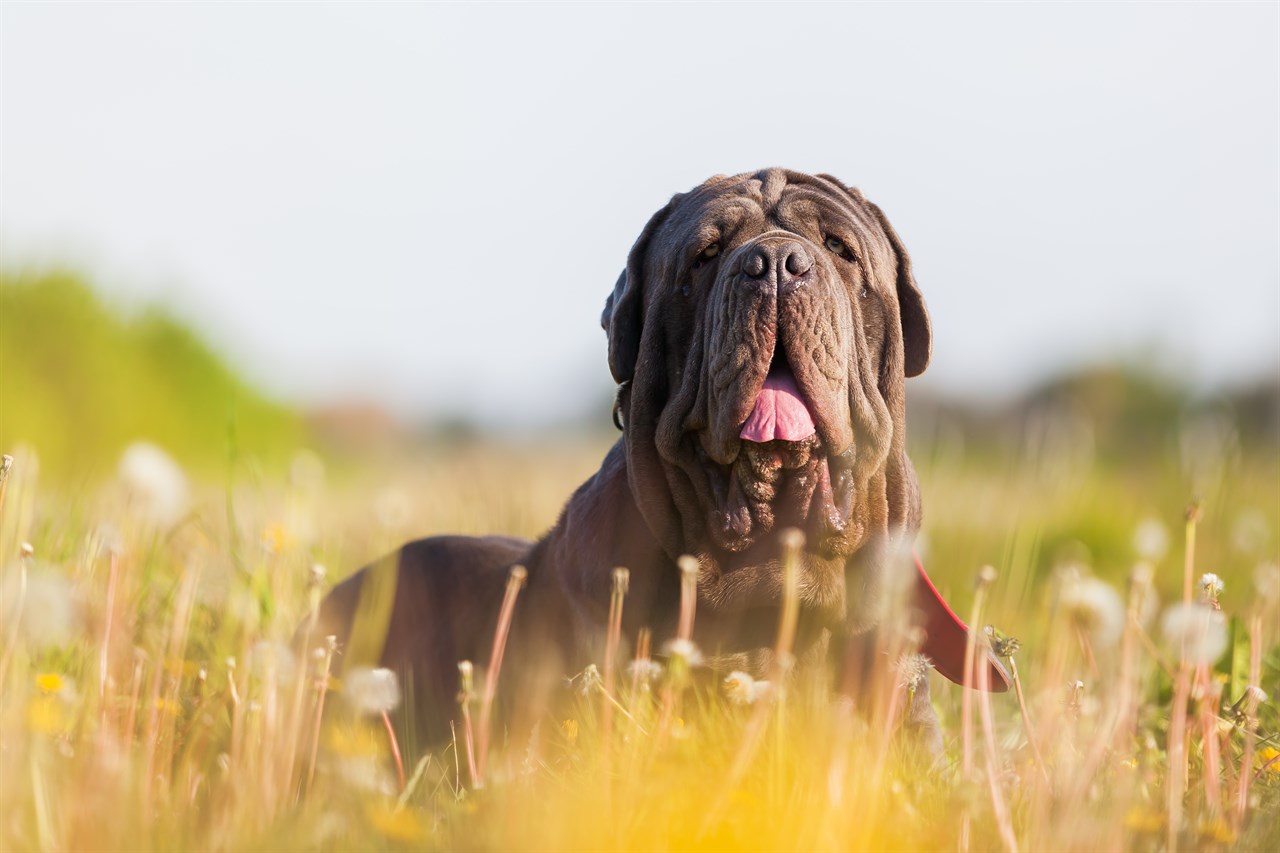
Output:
[[1253, 562, 1280, 602], [1059, 575, 1125, 647], [246, 640, 298, 684], [2, 567, 81, 648], [723, 671, 771, 705], [1231, 509, 1269, 556], [1199, 572, 1224, 607], [1160, 602, 1228, 665], [626, 659, 664, 683], [119, 442, 189, 526], [566, 664, 602, 696], [1133, 518, 1170, 561], [894, 654, 933, 691], [661, 638, 704, 667], [342, 667, 402, 715]]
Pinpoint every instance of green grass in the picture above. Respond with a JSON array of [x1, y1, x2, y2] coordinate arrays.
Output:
[[1, 432, 1277, 851]]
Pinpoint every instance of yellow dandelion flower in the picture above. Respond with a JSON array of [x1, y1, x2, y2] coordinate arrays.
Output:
[[261, 522, 295, 555], [1196, 819, 1236, 845], [1257, 746, 1280, 775], [163, 658, 200, 678], [35, 672, 65, 694], [325, 723, 385, 758], [366, 803, 427, 843], [1124, 807, 1164, 834], [27, 695, 71, 734]]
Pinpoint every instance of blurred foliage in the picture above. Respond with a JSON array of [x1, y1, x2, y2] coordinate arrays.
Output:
[[0, 269, 305, 481]]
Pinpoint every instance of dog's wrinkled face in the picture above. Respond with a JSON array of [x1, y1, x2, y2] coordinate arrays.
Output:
[[604, 169, 931, 629]]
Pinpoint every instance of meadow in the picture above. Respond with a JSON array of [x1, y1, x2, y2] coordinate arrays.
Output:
[[1, 272, 1278, 851]]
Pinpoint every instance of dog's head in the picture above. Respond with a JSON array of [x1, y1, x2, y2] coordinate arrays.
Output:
[[603, 169, 930, 633]]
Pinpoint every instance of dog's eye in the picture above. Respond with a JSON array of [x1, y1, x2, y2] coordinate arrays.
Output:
[[825, 235, 855, 262], [693, 243, 720, 268]]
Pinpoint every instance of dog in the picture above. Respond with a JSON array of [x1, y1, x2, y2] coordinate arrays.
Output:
[[309, 168, 1007, 752]]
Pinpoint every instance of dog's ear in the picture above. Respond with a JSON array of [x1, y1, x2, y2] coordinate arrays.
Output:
[[864, 201, 932, 378], [601, 195, 679, 384]]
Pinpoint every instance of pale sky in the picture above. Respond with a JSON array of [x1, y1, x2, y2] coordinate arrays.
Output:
[[3, 1, 1277, 427]]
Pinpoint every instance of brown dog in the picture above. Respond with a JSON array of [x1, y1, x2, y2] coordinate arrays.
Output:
[[311, 169, 1007, 751]]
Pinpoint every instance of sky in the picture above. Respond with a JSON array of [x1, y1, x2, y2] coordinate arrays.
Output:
[[2, 2, 1277, 427]]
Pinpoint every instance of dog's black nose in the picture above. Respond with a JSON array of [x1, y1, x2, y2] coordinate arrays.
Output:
[[744, 241, 813, 293]]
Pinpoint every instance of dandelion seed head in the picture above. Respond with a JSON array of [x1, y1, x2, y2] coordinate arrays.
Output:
[[1231, 509, 1270, 555], [723, 671, 771, 705], [1059, 576, 1125, 647], [1160, 602, 1229, 665], [246, 640, 297, 684], [119, 441, 190, 526], [2, 568, 81, 648], [92, 522, 125, 557], [1253, 562, 1280, 601], [567, 664, 602, 696], [662, 638, 703, 667], [626, 659, 664, 683], [894, 654, 932, 691], [342, 667, 402, 715], [1199, 573, 1224, 602], [335, 755, 396, 795], [1132, 518, 1170, 560]]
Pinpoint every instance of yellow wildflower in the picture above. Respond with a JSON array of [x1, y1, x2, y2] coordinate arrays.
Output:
[[163, 658, 200, 678], [1124, 807, 1163, 834], [325, 722, 385, 758], [366, 802, 427, 843], [27, 695, 71, 734], [261, 522, 295, 555], [35, 672, 65, 694], [1257, 746, 1280, 775], [1196, 819, 1236, 845]]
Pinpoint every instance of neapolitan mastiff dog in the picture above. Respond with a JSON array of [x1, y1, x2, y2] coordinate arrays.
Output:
[[311, 168, 1008, 752]]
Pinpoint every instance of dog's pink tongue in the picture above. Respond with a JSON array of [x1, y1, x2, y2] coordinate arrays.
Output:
[[739, 367, 816, 443]]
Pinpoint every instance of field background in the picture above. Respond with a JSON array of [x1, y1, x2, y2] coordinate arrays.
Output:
[[1, 270, 1277, 850]]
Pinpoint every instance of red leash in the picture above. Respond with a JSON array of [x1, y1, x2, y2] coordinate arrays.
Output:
[[913, 551, 1011, 692]]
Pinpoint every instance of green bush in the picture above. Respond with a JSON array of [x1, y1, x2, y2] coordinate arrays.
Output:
[[0, 269, 304, 481]]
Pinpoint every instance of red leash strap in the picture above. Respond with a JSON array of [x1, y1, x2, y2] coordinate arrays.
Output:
[[913, 551, 1011, 692]]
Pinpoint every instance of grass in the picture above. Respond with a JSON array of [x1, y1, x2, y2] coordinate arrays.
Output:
[[1, 424, 1278, 851]]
